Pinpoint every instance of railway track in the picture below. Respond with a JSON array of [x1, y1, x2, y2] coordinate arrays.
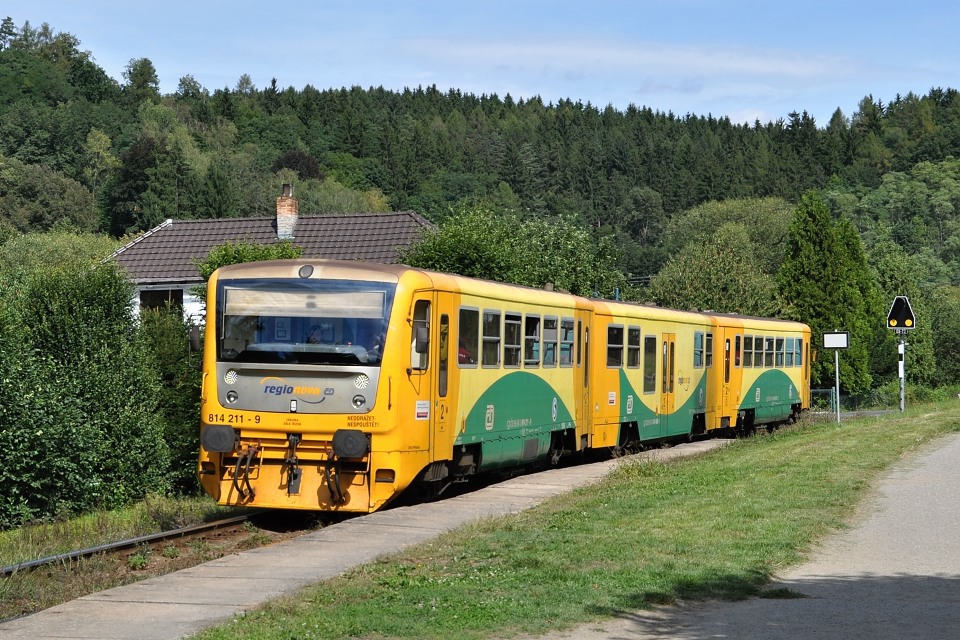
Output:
[[0, 514, 257, 578]]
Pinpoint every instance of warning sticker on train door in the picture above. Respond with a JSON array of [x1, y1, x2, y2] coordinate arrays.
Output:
[[416, 400, 430, 420]]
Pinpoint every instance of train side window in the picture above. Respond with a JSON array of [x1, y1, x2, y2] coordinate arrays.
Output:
[[576, 320, 583, 367], [504, 313, 521, 367], [775, 337, 785, 367], [560, 318, 575, 366], [735, 335, 742, 367], [458, 308, 478, 367], [627, 326, 641, 368], [643, 336, 657, 394], [411, 299, 430, 370], [796, 338, 803, 367], [754, 337, 764, 368], [482, 311, 501, 367], [764, 337, 774, 368], [693, 331, 704, 368], [743, 336, 753, 368], [524, 315, 541, 367], [607, 325, 624, 367], [543, 317, 558, 367], [705, 332, 714, 368], [785, 337, 795, 367]]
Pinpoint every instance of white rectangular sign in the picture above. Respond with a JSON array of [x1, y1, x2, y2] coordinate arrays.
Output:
[[823, 331, 849, 349]]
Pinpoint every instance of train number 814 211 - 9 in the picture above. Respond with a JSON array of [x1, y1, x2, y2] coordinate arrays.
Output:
[[208, 413, 261, 425]]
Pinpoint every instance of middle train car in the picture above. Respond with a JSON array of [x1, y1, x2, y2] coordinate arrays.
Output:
[[198, 259, 810, 513]]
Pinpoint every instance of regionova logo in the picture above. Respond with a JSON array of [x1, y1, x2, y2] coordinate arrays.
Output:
[[259, 376, 331, 404]]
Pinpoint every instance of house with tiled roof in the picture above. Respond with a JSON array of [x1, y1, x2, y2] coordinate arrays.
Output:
[[111, 184, 434, 322]]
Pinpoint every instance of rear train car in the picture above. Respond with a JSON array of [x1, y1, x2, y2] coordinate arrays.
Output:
[[706, 314, 811, 434]]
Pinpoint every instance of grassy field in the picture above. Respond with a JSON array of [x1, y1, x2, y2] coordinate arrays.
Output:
[[188, 405, 960, 640]]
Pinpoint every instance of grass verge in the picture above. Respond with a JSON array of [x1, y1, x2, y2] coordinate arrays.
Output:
[[191, 404, 960, 640]]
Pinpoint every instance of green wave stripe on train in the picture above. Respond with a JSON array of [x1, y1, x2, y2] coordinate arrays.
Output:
[[458, 372, 575, 471], [740, 368, 801, 423], [619, 369, 707, 440]]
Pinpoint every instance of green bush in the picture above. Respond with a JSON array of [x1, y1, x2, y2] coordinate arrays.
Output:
[[0, 264, 170, 528], [140, 306, 202, 494]]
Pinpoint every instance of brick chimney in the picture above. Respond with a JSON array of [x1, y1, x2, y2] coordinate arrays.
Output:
[[276, 183, 298, 239]]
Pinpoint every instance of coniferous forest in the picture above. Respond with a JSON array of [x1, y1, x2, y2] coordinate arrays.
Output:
[[5, 18, 960, 405], [7, 16, 960, 524]]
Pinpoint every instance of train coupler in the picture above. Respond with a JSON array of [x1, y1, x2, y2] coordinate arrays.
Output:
[[285, 434, 302, 495]]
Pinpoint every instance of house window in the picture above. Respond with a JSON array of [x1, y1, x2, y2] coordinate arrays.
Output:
[[140, 288, 184, 311]]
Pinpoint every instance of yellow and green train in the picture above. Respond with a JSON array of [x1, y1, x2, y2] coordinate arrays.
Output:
[[198, 260, 811, 512]]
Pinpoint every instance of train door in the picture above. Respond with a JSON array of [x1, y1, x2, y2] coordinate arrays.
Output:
[[660, 333, 676, 427], [579, 317, 590, 449], [433, 311, 452, 453], [406, 297, 433, 451], [722, 332, 744, 414]]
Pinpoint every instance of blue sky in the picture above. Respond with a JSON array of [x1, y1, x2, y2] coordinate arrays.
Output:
[[7, 1, 960, 126]]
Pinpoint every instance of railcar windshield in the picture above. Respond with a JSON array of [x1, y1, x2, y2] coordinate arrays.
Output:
[[216, 278, 396, 366]]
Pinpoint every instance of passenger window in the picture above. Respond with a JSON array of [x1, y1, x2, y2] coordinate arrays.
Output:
[[775, 337, 785, 367], [524, 315, 541, 367], [643, 336, 657, 394], [796, 338, 803, 367], [735, 335, 742, 367], [504, 313, 521, 367], [607, 325, 624, 367], [482, 311, 501, 367], [627, 326, 641, 368], [560, 318, 575, 366], [764, 337, 774, 368], [543, 317, 558, 367], [694, 331, 704, 368], [786, 337, 795, 367], [458, 308, 478, 367], [705, 332, 714, 368], [743, 336, 753, 368]]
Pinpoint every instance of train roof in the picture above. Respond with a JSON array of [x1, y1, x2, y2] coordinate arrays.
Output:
[[214, 260, 809, 331]]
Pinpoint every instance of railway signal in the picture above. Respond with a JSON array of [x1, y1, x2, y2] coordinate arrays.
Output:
[[887, 296, 916, 412], [887, 296, 916, 330]]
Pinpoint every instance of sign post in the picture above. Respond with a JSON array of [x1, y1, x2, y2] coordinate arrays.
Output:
[[823, 331, 849, 423], [887, 296, 916, 412]]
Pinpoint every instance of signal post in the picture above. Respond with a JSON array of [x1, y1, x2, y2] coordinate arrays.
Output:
[[887, 296, 916, 412]]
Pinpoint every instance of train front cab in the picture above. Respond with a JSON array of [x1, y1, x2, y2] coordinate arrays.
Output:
[[197, 261, 447, 513], [708, 315, 811, 434]]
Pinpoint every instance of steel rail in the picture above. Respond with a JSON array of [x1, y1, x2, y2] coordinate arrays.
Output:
[[1, 514, 254, 577]]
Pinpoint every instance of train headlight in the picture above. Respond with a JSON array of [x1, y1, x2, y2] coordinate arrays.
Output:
[[352, 394, 366, 408], [225, 390, 239, 404]]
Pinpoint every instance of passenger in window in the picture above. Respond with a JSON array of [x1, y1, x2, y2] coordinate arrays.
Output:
[[307, 323, 333, 344], [458, 340, 475, 364]]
